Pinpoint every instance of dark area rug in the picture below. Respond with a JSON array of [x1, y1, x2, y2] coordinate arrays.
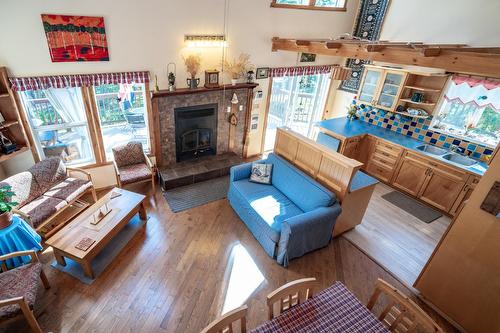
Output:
[[163, 176, 229, 213], [381, 191, 442, 223]]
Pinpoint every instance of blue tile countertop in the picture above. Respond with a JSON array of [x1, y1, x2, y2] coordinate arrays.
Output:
[[317, 117, 488, 176]]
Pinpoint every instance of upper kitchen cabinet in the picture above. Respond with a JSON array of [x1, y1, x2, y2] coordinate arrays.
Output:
[[357, 65, 449, 115], [357, 65, 407, 111]]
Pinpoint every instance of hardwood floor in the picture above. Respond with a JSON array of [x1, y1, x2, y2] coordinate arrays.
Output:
[[344, 183, 451, 286], [2, 183, 457, 333]]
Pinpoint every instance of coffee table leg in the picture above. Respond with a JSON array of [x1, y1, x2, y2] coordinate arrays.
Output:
[[139, 201, 147, 221], [53, 249, 66, 266], [82, 260, 94, 279]]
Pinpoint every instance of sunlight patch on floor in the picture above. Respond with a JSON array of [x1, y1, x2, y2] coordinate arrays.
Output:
[[222, 243, 265, 314]]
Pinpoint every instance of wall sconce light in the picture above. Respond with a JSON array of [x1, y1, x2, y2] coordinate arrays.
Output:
[[185, 35, 227, 48]]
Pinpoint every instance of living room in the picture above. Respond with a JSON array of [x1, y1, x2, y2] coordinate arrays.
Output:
[[0, 1, 499, 333]]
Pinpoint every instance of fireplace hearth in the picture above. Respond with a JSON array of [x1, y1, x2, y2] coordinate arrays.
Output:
[[174, 103, 217, 162]]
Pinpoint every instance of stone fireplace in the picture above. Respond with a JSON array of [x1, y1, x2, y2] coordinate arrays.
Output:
[[174, 103, 217, 162], [152, 84, 258, 167]]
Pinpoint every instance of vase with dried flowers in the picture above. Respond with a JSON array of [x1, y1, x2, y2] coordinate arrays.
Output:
[[0, 185, 17, 229], [183, 54, 201, 89], [223, 53, 252, 85]]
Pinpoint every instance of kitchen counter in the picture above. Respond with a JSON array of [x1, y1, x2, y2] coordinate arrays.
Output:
[[317, 117, 488, 176]]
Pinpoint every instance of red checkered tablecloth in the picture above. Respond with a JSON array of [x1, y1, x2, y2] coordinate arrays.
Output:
[[251, 281, 390, 333]]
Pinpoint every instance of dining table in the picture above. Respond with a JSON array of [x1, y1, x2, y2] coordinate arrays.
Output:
[[250, 281, 390, 333]]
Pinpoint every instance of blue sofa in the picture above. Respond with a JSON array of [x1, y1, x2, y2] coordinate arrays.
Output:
[[228, 153, 341, 266]]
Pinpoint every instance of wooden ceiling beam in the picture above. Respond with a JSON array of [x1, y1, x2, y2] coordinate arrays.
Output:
[[271, 38, 500, 77]]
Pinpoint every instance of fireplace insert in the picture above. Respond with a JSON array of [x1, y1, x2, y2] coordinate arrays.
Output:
[[174, 103, 217, 162]]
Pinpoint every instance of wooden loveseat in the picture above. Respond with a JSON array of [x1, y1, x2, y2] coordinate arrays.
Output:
[[0, 157, 97, 238]]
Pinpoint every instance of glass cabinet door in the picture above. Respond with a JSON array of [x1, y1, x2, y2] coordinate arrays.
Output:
[[358, 69, 381, 104], [377, 72, 405, 110]]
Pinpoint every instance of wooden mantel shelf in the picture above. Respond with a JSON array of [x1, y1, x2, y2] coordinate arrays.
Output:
[[271, 37, 500, 77], [152, 83, 258, 99]]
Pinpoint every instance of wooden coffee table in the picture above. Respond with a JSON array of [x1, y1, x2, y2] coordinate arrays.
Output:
[[45, 188, 147, 278]]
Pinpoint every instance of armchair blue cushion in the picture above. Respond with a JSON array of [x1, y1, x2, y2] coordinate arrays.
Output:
[[228, 153, 341, 266]]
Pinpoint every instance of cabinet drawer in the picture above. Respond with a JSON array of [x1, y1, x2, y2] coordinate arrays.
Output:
[[375, 140, 403, 157], [405, 152, 468, 181], [373, 149, 398, 166], [367, 161, 394, 182], [372, 152, 397, 168]]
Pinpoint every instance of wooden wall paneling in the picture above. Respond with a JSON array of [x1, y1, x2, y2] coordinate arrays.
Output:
[[294, 141, 322, 176], [83, 87, 105, 165], [274, 129, 298, 162]]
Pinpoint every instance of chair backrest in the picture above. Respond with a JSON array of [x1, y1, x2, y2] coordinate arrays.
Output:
[[266, 277, 317, 320], [112, 141, 145, 167], [200, 305, 247, 333], [367, 279, 445, 333]]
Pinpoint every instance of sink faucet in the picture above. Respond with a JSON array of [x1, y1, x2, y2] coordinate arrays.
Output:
[[451, 145, 465, 154]]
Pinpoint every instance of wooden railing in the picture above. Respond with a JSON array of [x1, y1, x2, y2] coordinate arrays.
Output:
[[274, 127, 362, 201]]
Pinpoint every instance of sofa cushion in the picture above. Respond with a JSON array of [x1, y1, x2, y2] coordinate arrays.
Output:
[[44, 178, 92, 202], [28, 157, 67, 193], [232, 179, 303, 239], [119, 163, 152, 184], [0, 262, 42, 320], [0, 172, 43, 208], [112, 141, 146, 168], [266, 153, 335, 212], [19, 196, 67, 229]]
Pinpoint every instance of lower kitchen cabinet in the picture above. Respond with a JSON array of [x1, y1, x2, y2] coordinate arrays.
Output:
[[418, 168, 467, 212], [392, 155, 429, 196]]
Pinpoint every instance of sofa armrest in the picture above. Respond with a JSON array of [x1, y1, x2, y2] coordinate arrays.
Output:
[[230, 159, 265, 182], [277, 204, 342, 266], [67, 167, 92, 182], [144, 152, 156, 171], [0, 250, 38, 271], [12, 208, 31, 224]]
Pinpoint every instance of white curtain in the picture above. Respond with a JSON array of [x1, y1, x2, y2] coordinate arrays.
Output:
[[44, 87, 86, 123]]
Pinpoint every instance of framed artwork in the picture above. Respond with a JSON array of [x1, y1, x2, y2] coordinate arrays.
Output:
[[41, 14, 109, 62], [256, 67, 270, 79], [300, 53, 316, 63], [204, 70, 220, 88]]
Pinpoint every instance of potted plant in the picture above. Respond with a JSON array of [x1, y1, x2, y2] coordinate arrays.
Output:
[[183, 54, 201, 89], [0, 185, 17, 229], [223, 53, 252, 85]]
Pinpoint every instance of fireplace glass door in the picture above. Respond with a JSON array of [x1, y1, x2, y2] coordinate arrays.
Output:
[[263, 72, 331, 151]]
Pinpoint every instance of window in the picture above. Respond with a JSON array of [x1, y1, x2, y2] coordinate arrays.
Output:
[[264, 72, 331, 151], [93, 83, 150, 161], [19, 87, 95, 165], [12, 71, 152, 167], [271, 0, 346, 11], [430, 76, 500, 147]]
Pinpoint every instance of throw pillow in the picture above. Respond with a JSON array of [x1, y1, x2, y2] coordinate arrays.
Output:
[[250, 163, 273, 185]]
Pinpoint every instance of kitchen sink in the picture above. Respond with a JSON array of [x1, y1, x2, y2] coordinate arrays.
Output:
[[442, 153, 478, 166], [416, 144, 448, 156]]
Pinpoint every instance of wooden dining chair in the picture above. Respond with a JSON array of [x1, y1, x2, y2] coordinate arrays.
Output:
[[266, 277, 318, 320], [367, 279, 444, 333], [200, 305, 248, 333]]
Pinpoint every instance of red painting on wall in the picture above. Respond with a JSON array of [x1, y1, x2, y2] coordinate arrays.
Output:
[[41, 14, 109, 62]]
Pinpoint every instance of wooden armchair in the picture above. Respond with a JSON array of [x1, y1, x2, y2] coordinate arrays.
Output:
[[266, 277, 317, 320], [367, 279, 444, 333], [0, 251, 50, 333], [111, 141, 156, 192], [200, 305, 248, 333]]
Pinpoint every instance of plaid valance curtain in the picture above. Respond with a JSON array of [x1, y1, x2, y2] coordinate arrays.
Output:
[[270, 65, 335, 78], [9, 71, 150, 91]]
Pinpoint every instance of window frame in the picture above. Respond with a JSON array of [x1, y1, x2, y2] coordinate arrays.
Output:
[[16, 81, 155, 168], [429, 77, 500, 149], [270, 0, 347, 11]]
